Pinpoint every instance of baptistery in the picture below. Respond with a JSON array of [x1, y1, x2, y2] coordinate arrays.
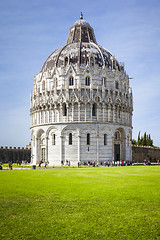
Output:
[[30, 14, 133, 166]]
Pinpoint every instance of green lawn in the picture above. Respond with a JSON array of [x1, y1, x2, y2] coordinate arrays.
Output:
[[0, 166, 159, 239]]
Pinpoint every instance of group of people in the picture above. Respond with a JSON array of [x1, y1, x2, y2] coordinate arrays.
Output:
[[61, 160, 71, 167], [112, 160, 132, 166], [38, 160, 49, 168]]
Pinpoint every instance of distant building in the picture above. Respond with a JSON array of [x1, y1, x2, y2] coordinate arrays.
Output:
[[30, 14, 133, 166]]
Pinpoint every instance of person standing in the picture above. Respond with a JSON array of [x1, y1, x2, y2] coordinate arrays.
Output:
[[9, 161, 12, 170]]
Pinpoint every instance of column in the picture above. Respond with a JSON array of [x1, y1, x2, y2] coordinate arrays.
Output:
[[72, 104, 74, 121], [53, 108, 55, 123], [121, 110, 124, 124], [102, 103, 105, 122], [90, 103, 92, 121], [49, 109, 51, 123], [67, 104, 69, 122], [97, 104, 99, 121], [112, 136, 114, 164], [123, 111, 126, 124], [85, 104, 87, 121], [118, 107, 121, 123], [33, 137, 38, 165], [40, 111, 42, 124], [60, 135, 63, 165], [55, 105, 57, 123], [78, 135, 81, 162], [36, 111, 38, 125], [45, 137, 48, 164], [108, 104, 111, 122], [60, 104, 63, 122], [46, 110, 48, 123], [43, 111, 45, 124], [96, 134, 99, 163], [78, 103, 80, 122], [113, 106, 116, 123]]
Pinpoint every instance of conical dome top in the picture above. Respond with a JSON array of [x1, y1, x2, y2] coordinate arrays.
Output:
[[66, 14, 97, 44]]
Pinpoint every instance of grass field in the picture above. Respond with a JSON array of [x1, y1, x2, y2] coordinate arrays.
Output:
[[0, 166, 159, 239]]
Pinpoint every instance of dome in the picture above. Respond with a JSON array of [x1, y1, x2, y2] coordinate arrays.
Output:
[[41, 16, 124, 73], [73, 19, 91, 27]]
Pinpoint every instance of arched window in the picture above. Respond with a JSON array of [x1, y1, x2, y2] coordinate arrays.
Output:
[[102, 77, 106, 86], [69, 133, 72, 145], [118, 110, 121, 119], [55, 78, 58, 88], [114, 131, 120, 140], [90, 57, 94, 66], [92, 103, 96, 116], [52, 134, 56, 145], [87, 133, 90, 145], [127, 135, 130, 147], [65, 57, 68, 66], [115, 81, 119, 89], [85, 76, 90, 86], [69, 77, 74, 86], [63, 104, 67, 116], [104, 134, 107, 145], [42, 81, 45, 91]]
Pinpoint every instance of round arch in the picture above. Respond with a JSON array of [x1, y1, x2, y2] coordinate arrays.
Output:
[[61, 125, 80, 136], [114, 127, 126, 163], [46, 126, 58, 137], [80, 124, 97, 136]]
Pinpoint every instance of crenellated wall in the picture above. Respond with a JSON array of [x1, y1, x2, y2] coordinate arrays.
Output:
[[0, 146, 31, 164], [132, 145, 160, 163]]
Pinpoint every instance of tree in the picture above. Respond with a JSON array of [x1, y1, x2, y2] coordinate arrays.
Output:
[[143, 132, 147, 146], [137, 131, 141, 145], [135, 132, 153, 147], [132, 139, 137, 145]]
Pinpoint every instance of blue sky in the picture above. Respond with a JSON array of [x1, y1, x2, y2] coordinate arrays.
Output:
[[0, 0, 160, 147]]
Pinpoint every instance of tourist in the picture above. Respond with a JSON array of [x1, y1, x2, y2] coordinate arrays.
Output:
[[44, 161, 47, 168], [9, 161, 12, 170], [39, 161, 42, 167]]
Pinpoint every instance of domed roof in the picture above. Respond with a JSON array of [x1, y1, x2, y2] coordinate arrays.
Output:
[[73, 19, 91, 27], [41, 15, 124, 72]]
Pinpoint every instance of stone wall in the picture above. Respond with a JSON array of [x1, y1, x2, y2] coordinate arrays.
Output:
[[132, 145, 160, 163], [0, 147, 31, 164]]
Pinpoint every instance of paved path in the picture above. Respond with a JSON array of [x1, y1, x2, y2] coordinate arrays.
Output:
[[2, 167, 31, 170]]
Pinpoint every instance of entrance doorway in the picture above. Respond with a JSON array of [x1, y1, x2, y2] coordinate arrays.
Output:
[[114, 144, 120, 161], [41, 148, 45, 162]]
